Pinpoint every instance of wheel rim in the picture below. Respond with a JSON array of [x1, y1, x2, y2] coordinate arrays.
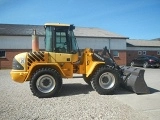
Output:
[[131, 62, 134, 66], [36, 74, 56, 93], [99, 72, 115, 89], [143, 62, 148, 68]]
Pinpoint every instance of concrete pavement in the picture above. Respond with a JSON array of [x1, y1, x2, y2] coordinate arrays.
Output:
[[115, 68, 160, 120], [1, 68, 159, 119]]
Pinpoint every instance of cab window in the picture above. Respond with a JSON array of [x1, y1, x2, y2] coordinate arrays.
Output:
[[55, 32, 68, 53]]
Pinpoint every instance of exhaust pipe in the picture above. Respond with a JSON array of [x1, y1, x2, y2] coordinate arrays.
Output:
[[32, 29, 39, 52]]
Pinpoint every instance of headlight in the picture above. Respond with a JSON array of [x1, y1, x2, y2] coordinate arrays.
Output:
[[12, 58, 24, 70]]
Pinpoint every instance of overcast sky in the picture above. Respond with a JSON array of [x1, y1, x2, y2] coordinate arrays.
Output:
[[0, 0, 160, 40]]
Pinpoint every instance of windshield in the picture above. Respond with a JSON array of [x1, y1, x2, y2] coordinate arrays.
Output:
[[45, 26, 54, 52], [149, 56, 159, 60], [69, 30, 78, 53]]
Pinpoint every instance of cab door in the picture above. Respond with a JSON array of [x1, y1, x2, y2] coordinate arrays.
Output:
[[54, 30, 74, 77], [55, 31, 72, 62]]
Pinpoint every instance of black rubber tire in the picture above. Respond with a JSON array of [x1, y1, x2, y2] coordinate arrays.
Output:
[[30, 68, 62, 98], [83, 74, 91, 85], [91, 66, 119, 95]]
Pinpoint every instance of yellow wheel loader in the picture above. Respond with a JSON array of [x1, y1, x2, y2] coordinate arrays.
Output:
[[10, 23, 150, 98]]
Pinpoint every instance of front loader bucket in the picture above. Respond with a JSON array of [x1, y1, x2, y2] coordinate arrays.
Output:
[[121, 66, 150, 94]]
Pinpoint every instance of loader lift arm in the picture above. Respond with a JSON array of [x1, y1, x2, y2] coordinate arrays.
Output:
[[92, 46, 150, 94]]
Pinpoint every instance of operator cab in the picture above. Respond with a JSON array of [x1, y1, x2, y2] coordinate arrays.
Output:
[[44, 23, 78, 54]]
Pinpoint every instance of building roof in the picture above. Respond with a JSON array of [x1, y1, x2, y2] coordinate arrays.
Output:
[[0, 24, 44, 36], [74, 27, 127, 38], [127, 39, 160, 47], [151, 38, 160, 41], [0, 24, 128, 39]]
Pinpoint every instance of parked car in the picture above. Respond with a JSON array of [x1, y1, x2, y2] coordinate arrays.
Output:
[[130, 55, 160, 68]]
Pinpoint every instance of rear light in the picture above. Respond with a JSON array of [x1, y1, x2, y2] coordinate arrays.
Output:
[[149, 59, 155, 62]]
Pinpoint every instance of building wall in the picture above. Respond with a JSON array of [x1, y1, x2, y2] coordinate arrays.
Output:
[[0, 36, 45, 49], [126, 47, 160, 65], [77, 38, 127, 65], [112, 50, 126, 65], [77, 37, 126, 50], [0, 36, 45, 69], [0, 36, 127, 68], [127, 46, 160, 51], [0, 36, 126, 50], [0, 49, 31, 69]]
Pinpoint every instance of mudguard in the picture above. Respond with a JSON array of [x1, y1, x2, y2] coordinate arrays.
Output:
[[121, 66, 150, 94]]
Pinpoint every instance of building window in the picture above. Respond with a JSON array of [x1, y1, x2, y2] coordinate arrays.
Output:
[[157, 51, 160, 55], [138, 51, 142, 55], [143, 51, 146, 55], [113, 51, 119, 57], [0, 50, 6, 58]]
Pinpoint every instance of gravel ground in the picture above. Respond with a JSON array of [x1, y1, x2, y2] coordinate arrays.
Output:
[[0, 70, 149, 120]]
